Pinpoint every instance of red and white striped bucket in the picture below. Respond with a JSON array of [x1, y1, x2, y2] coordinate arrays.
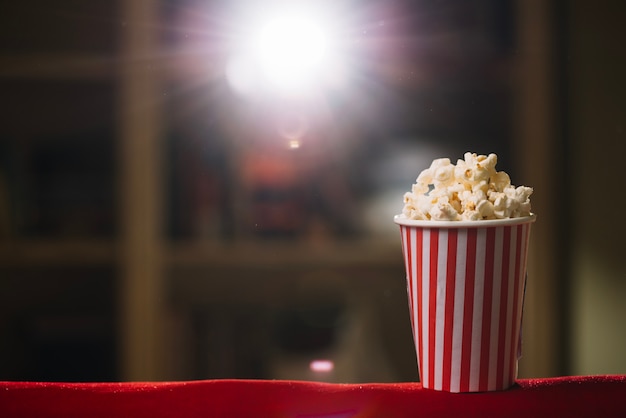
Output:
[[395, 215, 536, 392]]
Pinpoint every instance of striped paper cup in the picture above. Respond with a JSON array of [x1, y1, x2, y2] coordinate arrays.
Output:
[[394, 214, 536, 392]]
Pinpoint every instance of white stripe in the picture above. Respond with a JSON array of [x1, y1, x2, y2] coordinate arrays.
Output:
[[421, 228, 431, 387], [402, 226, 409, 275], [469, 228, 486, 391], [502, 226, 518, 388], [410, 227, 420, 372], [434, 229, 448, 390], [488, 226, 504, 390], [450, 228, 467, 393]]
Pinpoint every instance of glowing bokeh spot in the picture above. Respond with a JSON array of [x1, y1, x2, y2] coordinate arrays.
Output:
[[310, 359, 334, 373]]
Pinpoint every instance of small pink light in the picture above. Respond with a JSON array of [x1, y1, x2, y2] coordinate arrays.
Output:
[[310, 359, 334, 373]]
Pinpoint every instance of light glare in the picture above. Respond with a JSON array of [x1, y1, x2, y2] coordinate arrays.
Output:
[[254, 14, 329, 92], [227, 6, 342, 97]]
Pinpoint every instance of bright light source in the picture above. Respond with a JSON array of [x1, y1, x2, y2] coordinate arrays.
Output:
[[254, 14, 328, 92], [226, 6, 344, 97]]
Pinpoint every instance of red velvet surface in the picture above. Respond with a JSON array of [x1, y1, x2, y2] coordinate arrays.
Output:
[[1, 375, 626, 418]]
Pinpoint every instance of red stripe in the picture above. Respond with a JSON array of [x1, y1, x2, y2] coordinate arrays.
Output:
[[459, 228, 477, 392], [428, 230, 439, 389], [416, 228, 424, 380], [496, 226, 512, 388], [478, 227, 496, 391], [442, 229, 458, 391]]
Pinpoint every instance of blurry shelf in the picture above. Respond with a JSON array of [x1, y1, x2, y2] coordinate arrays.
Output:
[[166, 238, 407, 312], [0, 239, 116, 266], [0, 52, 221, 82], [0, 53, 117, 80], [166, 238, 402, 269], [0, 237, 402, 268]]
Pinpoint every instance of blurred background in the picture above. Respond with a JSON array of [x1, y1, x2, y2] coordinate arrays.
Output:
[[0, 0, 624, 382]]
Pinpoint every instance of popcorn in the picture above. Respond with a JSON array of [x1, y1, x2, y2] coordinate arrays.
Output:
[[401, 152, 533, 221]]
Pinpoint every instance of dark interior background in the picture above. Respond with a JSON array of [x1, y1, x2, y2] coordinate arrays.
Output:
[[1, 0, 625, 382]]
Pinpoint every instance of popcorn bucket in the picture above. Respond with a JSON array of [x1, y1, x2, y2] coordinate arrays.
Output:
[[394, 215, 536, 392]]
